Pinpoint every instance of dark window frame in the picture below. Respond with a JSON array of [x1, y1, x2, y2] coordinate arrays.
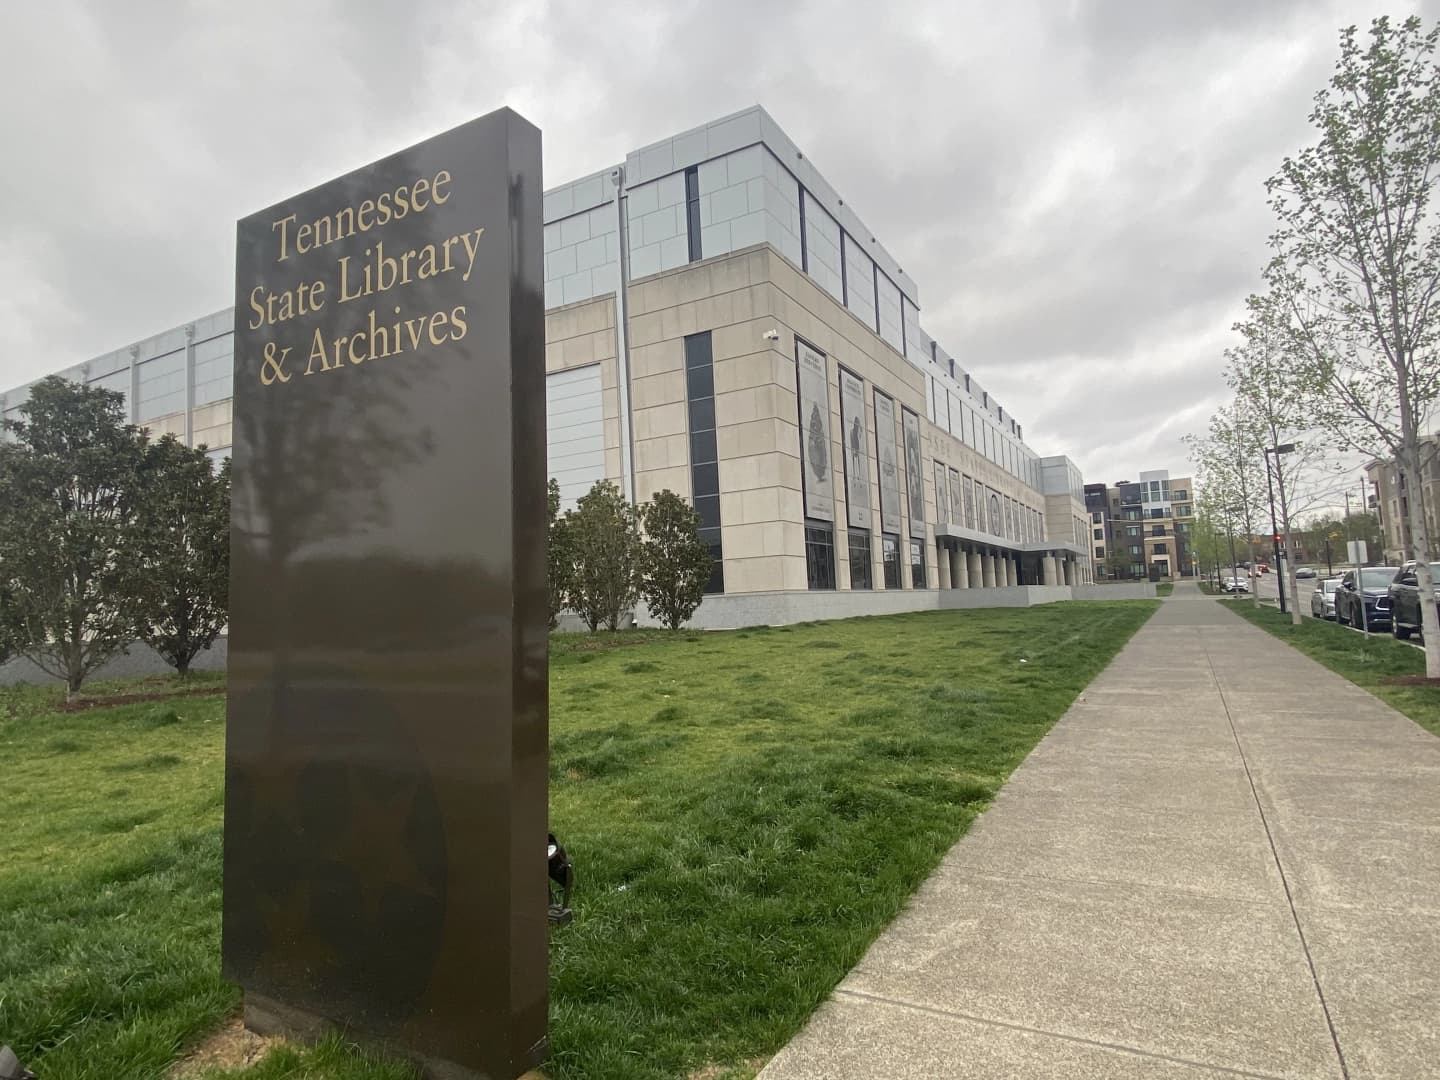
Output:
[[848, 530, 873, 590], [909, 539, 926, 589], [882, 533, 902, 589], [685, 167, 702, 262], [806, 523, 837, 590], [684, 331, 723, 593]]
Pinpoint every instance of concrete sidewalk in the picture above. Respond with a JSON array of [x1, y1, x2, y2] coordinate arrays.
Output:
[[759, 582, 1440, 1079]]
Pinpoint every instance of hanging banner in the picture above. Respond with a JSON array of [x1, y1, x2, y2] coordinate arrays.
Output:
[[962, 475, 975, 530], [949, 469, 963, 529], [1004, 496, 1013, 540], [934, 460, 949, 524], [875, 391, 902, 534], [988, 489, 1002, 535], [796, 343, 834, 522], [839, 369, 871, 532], [903, 407, 925, 538]]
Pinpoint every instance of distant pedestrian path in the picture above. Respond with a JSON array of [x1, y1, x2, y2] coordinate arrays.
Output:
[[761, 579, 1440, 1079]]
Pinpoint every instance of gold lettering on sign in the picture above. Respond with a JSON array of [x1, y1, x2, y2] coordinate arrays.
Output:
[[249, 164, 479, 389], [260, 343, 292, 385]]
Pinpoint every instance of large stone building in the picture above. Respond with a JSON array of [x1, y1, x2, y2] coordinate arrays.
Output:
[[1085, 469, 1195, 580], [1, 106, 1095, 627]]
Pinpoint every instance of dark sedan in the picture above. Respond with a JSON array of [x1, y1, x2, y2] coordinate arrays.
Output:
[[1388, 561, 1440, 640], [1335, 566, 1399, 629]]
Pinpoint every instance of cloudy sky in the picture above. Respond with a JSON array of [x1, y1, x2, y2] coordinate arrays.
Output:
[[1, 0, 1432, 486]]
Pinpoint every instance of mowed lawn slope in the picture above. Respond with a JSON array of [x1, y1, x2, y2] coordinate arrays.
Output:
[[1, 602, 1156, 1080]]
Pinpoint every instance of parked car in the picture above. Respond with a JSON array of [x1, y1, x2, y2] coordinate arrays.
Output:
[[1310, 578, 1341, 620], [1296, 566, 1318, 579], [1387, 561, 1440, 640], [1256, 563, 1271, 574], [1335, 566, 1399, 629], [1222, 576, 1251, 593]]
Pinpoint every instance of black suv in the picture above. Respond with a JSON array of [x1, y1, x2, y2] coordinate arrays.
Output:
[[1335, 566, 1398, 630], [1387, 561, 1440, 640]]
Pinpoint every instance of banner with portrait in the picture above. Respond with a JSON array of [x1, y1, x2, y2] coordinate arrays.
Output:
[[902, 407, 925, 538], [796, 342, 834, 522], [839, 369, 871, 531], [874, 391, 902, 534]]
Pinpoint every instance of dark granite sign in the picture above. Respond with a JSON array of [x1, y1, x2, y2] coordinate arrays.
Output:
[[224, 107, 547, 1080]]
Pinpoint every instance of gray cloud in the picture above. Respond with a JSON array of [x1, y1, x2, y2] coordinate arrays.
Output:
[[1, 0, 1432, 486]]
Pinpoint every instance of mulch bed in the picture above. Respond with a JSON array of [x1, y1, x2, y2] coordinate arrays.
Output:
[[60, 685, 226, 712], [1377, 675, 1440, 687]]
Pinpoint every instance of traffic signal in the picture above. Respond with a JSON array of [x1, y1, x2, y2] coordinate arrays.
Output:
[[1273, 534, 1282, 545]]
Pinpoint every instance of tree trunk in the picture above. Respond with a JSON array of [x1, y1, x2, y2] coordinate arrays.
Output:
[[1401, 440, 1440, 677]]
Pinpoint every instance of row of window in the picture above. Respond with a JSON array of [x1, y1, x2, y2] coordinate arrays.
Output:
[[806, 526, 926, 590]]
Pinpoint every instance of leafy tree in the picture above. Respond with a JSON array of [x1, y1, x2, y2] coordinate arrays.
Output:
[[1227, 298, 1346, 623], [0, 573, 16, 665], [638, 490, 713, 630], [546, 478, 571, 630], [1104, 548, 1131, 580], [564, 480, 640, 632], [1264, 14, 1440, 671], [131, 437, 230, 676], [1188, 401, 1268, 605], [0, 377, 147, 698]]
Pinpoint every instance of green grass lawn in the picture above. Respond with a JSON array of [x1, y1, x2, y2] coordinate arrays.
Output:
[[1226, 602, 1440, 737], [1155, 582, 1174, 597], [1, 602, 1156, 1080]]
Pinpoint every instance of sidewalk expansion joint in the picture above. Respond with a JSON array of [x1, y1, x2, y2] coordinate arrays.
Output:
[[934, 862, 1284, 909], [1202, 633, 1353, 1080], [833, 988, 1296, 1080]]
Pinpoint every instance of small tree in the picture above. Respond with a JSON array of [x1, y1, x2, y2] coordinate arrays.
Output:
[[638, 490, 713, 630], [1104, 548, 1131, 580], [132, 437, 231, 676], [546, 478, 572, 630], [1227, 299, 1346, 623], [564, 480, 640, 632], [0, 573, 16, 665], [1188, 401, 1269, 605], [0, 377, 147, 698]]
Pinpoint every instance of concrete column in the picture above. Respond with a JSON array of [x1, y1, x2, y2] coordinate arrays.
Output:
[[937, 545, 951, 589], [1006, 557, 1018, 587], [951, 546, 967, 589], [982, 552, 996, 589], [1063, 558, 1075, 586], [1042, 556, 1055, 586], [969, 549, 984, 590]]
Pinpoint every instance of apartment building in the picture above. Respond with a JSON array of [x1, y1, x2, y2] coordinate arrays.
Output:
[[1086, 469, 1195, 579], [1366, 436, 1440, 565]]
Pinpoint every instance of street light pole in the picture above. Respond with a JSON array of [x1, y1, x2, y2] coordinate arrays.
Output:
[[1266, 442, 1301, 625], [1263, 448, 1287, 614]]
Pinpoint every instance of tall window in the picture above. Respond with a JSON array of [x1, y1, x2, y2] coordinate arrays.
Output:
[[909, 540, 927, 588], [685, 332, 723, 593], [806, 526, 837, 590], [849, 531, 873, 589], [882, 534, 902, 589], [685, 167, 702, 262]]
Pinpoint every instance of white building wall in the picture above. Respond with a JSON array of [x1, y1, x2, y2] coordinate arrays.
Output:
[[802, 192, 843, 303], [876, 272, 903, 355], [547, 364, 606, 511], [843, 233, 877, 332], [626, 172, 688, 280]]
